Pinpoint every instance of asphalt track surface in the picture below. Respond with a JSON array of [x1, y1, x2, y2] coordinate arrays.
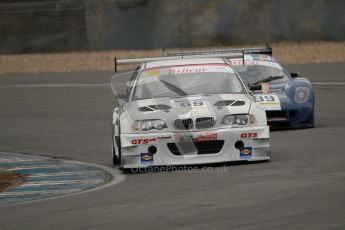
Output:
[[0, 63, 344, 229]]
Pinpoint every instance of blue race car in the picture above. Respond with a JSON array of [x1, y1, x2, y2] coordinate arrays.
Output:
[[230, 48, 314, 128], [165, 46, 315, 129]]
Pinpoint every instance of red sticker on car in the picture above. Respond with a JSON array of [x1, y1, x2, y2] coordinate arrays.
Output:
[[240, 133, 258, 138], [175, 131, 217, 142], [131, 138, 157, 145]]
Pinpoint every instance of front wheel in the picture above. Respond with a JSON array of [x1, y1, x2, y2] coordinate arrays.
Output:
[[112, 127, 121, 166], [309, 107, 315, 127], [112, 143, 121, 165]]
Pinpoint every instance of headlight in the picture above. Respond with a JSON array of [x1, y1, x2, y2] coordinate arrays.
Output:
[[132, 119, 167, 131], [295, 87, 309, 103], [221, 115, 248, 125], [221, 114, 257, 126]]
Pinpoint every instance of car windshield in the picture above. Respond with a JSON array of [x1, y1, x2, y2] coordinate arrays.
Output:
[[231, 59, 290, 85], [132, 64, 246, 100]]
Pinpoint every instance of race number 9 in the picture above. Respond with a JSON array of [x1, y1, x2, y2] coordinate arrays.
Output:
[[193, 101, 204, 106], [255, 95, 276, 102]]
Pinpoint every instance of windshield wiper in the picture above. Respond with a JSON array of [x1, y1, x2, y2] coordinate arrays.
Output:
[[160, 79, 187, 96], [254, 75, 285, 85]]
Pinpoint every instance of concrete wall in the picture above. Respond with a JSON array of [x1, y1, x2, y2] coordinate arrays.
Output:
[[1, 0, 344, 54], [0, 0, 87, 53]]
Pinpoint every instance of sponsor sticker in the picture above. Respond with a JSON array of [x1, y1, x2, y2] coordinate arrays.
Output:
[[174, 131, 217, 142], [140, 153, 154, 164], [230, 60, 259, 66], [240, 132, 258, 138], [170, 67, 206, 74], [169, 65, 234, 75], [230, 59, 282, 69], [132, 138, 156, 145], [157, 136, 172, 140], [240, 147, 252, 158], [148, 69, 160, 76]]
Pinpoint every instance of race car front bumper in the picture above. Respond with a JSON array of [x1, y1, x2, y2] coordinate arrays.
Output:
[[119, 126, 270, 168]]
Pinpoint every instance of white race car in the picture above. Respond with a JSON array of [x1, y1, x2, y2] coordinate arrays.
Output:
[[111, 54, 270, 169]]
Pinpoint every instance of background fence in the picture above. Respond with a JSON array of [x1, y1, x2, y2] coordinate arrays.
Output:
[[0, 0, 344, 54]]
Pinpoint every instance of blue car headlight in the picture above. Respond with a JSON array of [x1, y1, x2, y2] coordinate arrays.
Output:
[[132, 119, 167, 131], [295, 87, 310, 104]]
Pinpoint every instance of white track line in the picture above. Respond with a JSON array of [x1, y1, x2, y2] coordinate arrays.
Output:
[[19, 179, 104, 187], [27, 171, 102, 178], [0, 190, 81, 196], [1, 165, 72, 170], [0, 158, 44, 163]]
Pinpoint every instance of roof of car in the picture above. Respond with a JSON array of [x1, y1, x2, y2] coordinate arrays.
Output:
[[144, 57, 227, 69]]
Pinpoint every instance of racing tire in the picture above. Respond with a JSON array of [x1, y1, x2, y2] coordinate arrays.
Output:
[[310, 110, 315, 127], [310, 95, 315, 127], [309, 99, 315, 127], [112, 143, 120, 166], [112, 127, 122, 166]]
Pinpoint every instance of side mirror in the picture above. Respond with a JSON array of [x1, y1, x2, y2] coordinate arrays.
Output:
[[249, 85, 262, 91], [118, 97, 127, 104], [126, 81, 134, 94], [290, 72, 299, 78], [115, 96, 127, 106]]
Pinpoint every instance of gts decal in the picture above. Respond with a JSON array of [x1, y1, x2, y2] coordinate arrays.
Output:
[[131, 138, 156, 145], [240, 132, 258, 138]]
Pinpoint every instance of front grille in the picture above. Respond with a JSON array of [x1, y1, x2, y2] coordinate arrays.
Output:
[[195, 117, 215, 129], [174, 118, 193, 130], [266, 110, 288, 121], [174, 117, 215, 130], [167, 140, 224, 155], [266, 110, 298, 122]]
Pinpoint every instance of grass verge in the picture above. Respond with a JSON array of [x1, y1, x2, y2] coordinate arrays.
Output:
[[0, 171, 25, 193]]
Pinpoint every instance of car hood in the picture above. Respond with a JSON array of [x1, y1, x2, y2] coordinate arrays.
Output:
[[122, 94, 252, 131]]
